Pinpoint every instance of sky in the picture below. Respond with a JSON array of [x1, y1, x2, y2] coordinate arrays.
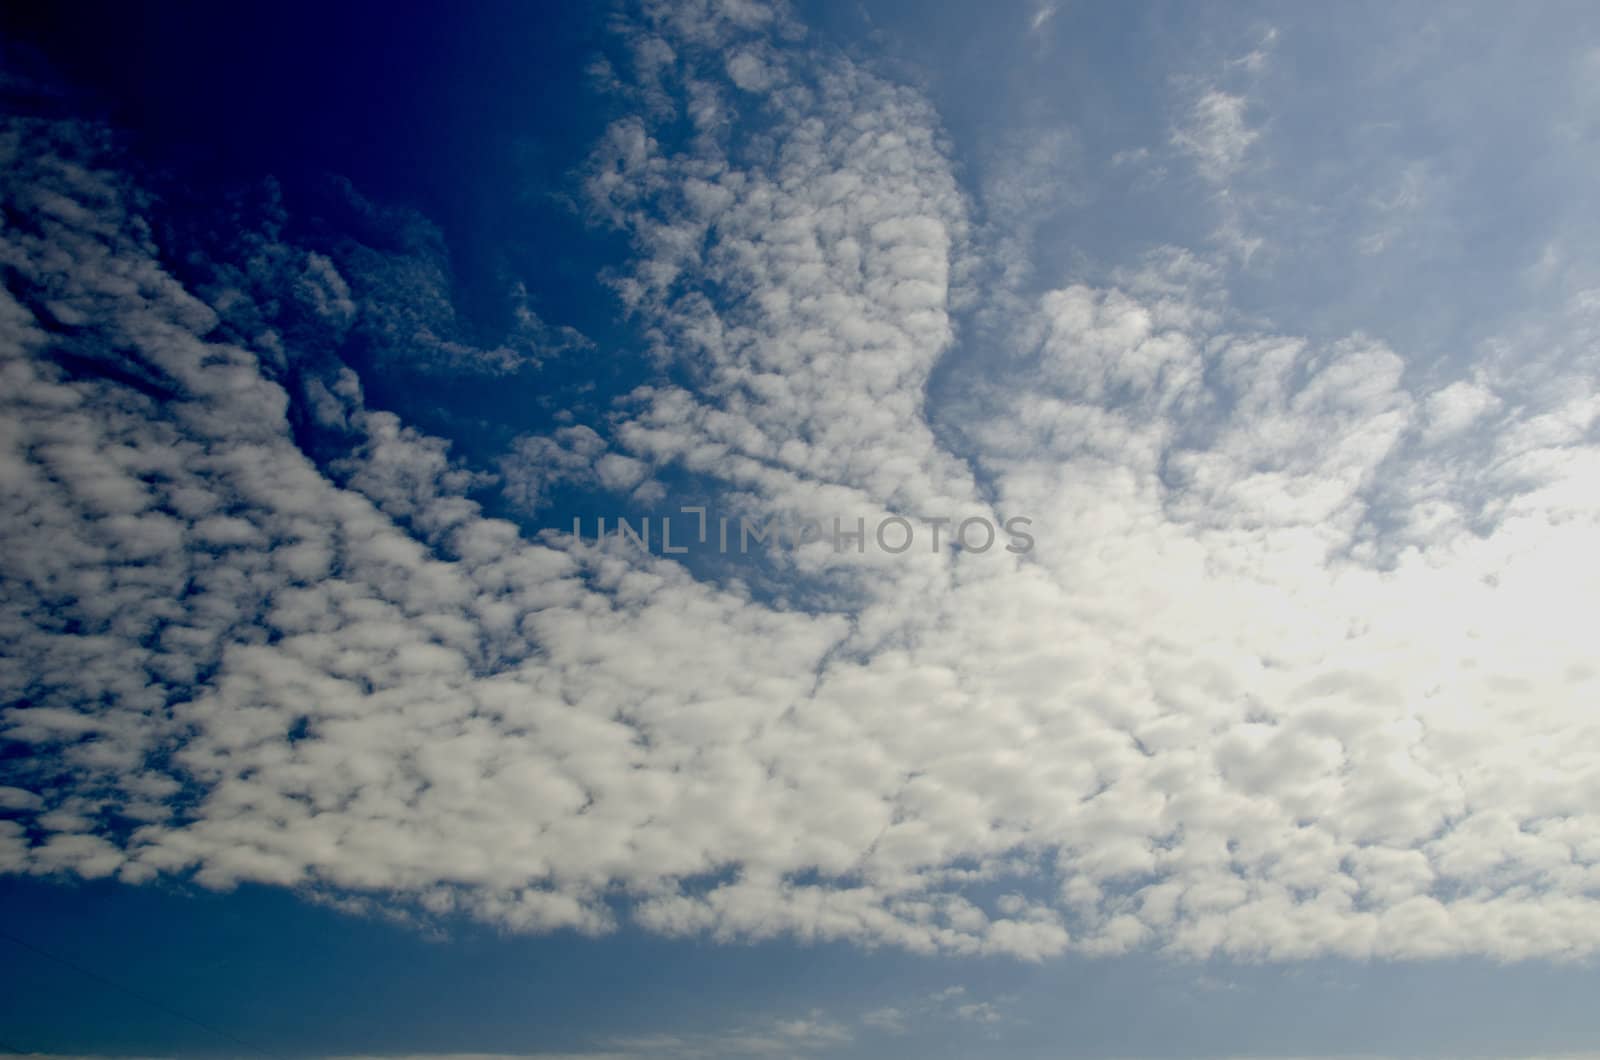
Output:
[[2, 1, 1600, 1057]]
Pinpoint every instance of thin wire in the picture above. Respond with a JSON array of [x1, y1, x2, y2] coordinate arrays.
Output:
[[0, 926, 288, 1058]]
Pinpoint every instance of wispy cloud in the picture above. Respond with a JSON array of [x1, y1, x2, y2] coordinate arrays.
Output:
[[1171, 88, 1259, 183]]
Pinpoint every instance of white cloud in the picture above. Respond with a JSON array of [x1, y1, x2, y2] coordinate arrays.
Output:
[[500, 425, 610, 512], [1172, 89, 1259, 184], [1421, 379, 1500, 444], [5, 0, 1600, 969], [1161, 35, 1277, 261], [605, 1009, 851, 1057]]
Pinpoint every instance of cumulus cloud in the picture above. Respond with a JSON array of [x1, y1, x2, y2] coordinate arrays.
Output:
[[5, 0, 1600, 968]]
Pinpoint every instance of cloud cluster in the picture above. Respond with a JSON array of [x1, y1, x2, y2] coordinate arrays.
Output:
[[4, 0, 1600, 964]]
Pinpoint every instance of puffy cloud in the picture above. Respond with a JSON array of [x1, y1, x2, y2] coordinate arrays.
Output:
[[500, 425, 611, 513], [1421, 379, 1500, 444], [5, 0, 1600, 967]]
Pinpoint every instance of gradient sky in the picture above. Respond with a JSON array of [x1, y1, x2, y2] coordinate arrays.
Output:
[[3, 1, 1600, 1057]]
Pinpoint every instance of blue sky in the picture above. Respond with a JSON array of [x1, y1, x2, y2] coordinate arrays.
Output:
[[3, 1, 1600, 1057]]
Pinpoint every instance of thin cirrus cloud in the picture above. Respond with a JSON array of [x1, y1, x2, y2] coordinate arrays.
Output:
[[3, 0, 1600, 970]]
